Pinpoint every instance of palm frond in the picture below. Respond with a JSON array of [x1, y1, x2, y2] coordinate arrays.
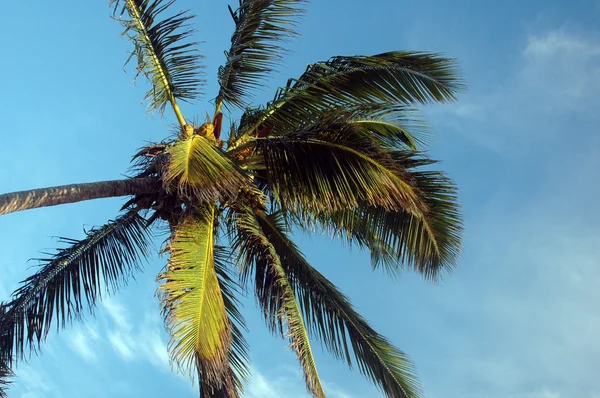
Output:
[[234, 103, 429, 151], [0, 354, 12, 398], [234, 114, 461, 278], [231, 208, 325, 398], [112, 0, 203, 125], [216, 0, 307, 110], [158, 209, 241, 392], [352, 120, 418, 150], [346, 103, 431, 150], [317, 153, 460, 279], [286, 151, 461, 280], [310, 103, 431, 150], [164, 135, 247, 204], [0, 210, 151, 369], [206, 246, 251, 398], [234, 51, 462, 140], [256, 211, 423, 398], [232, 123, 422, 215]]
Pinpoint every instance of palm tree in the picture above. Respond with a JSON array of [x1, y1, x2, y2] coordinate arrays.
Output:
[[0, 1, 463, 397]]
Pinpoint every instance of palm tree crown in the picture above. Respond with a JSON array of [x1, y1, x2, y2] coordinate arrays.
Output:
[[0, 1, 463, 397]]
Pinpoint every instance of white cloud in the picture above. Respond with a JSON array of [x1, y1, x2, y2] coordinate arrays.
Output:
[[434, 26, 600, 153], [136, 311, 170, 370], [423, 181, 600, 398], [523, 30, 600, 56], [16, 366, 60, 398], [415, 23, 600, 391], [528, 390, 562, 398], [103, 297, 136, 361], [107, 331, 135, 361], [488, 223, 600, 383], [102, 298, 170, 371], [520, 29, 600, 112], [245, 367, 356, 398], [102, 299, 353, 395], [323, 381, 356, 398], [246, 369, 291, 398], [68, 326, 99, 362], [453, 388, 565, 398], [103, 297, 132, 331]]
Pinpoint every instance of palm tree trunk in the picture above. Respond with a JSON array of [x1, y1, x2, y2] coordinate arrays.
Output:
[[0, 178, 158, 216]]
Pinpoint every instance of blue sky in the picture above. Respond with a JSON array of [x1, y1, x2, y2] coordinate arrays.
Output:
[[1, 1, 600, 397]]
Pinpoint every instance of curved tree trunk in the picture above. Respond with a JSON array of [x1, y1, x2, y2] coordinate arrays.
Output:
[[0, 178, 158, 216]]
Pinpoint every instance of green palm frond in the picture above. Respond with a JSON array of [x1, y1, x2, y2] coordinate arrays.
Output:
[[164, 135, 248, 204], [158, 208, 242, 393], [351, 119, 418, 151], [209, 246, 251, 398], [345, 104, 430, 150], [112, 0, 204, 126], [231, 208, 325, 398], [216, 0, 307, 110], [0, 210, 151, 369], [235, 103, 429, 151], [308, 104, 431, 150], [233, 51, 462, 140], [288, 152, 462, 280], [232, 123, 423, 215], [256, 211, 423, 398], [234, 113, 461, 278], [286, 206, 398, 272]]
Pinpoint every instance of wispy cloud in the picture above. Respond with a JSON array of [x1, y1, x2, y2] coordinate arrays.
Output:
[[421, 159, 600, 397], [103, 296, 355, 395], [103, 297, 136, 361], [137, 311, 171, 370], [68, 325, 99, 362], [107, 331, 135, 361], [103, 297, 131, 331], [246, 369, 294, 398], [245, 367, 356, 398], [433, 26, 600, 153], [520, 28, 600, 112], [16, 366, 60, 398], [102, 298, 170, 371], [322, 381, 356, 398], [403, 20, 600, 397]]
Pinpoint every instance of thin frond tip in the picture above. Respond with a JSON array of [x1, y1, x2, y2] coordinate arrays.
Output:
[[216, 0, 308, 109], [112, 0, 204, 124]]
